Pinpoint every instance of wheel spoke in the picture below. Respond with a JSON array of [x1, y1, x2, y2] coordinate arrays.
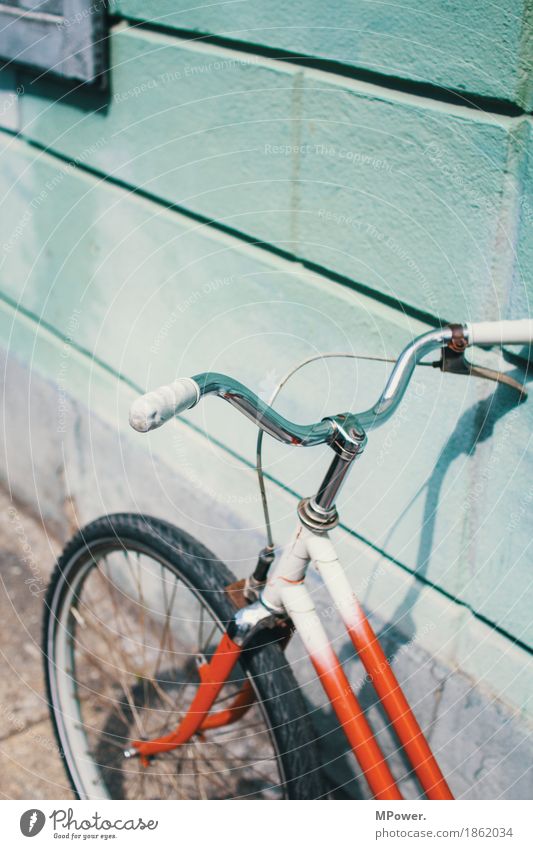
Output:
[[153, 568, 179, 679], [49, 536, 285, 799], [74, 606, 147, 737]]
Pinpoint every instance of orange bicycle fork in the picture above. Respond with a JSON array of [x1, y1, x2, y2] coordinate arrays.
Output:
[[130, 631, 247, 765]]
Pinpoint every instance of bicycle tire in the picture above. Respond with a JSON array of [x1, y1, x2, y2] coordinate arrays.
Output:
[[43, 512, 325, 800]]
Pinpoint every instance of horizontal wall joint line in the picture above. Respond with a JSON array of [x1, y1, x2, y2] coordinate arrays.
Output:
[[14, 130, 450, 329], [112, 15, 531, 119]]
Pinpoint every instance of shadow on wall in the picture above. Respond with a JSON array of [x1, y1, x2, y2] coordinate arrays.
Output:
[[389, 354, 532, 649]]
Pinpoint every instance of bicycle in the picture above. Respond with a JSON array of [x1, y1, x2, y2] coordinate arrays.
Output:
[[43, 319, 532, 800]]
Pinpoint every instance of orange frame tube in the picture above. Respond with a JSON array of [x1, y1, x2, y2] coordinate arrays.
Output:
[[280, 580, 403, 800], [311, 648, 403, 800], [309, 546, 454, 800], [344, 603, 453, 799]]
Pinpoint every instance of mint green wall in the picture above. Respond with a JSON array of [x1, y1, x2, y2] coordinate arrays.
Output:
[[1, 5, 532, 713]]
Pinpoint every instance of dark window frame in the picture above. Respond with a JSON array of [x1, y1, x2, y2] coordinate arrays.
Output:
[[0, 1, 107, 84]]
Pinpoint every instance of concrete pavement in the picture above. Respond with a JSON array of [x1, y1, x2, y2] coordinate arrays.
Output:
[[0, 486, 73, 799]]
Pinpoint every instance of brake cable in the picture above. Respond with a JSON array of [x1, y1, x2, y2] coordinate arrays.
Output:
[[255, 351, 410, 555]]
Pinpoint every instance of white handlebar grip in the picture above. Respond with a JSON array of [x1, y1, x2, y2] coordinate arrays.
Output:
[[466, 319, 533, 346], [129, 377, 201, 432]]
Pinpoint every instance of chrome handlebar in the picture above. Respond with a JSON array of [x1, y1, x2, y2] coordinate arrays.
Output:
[[192, 373, 336, 446], [130, 319, 533, 441], [130, 326, 455, 442], [357, 327, 452, 427]]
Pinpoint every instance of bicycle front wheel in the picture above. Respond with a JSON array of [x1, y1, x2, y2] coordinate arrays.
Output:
[[43, 513, 323, 800]]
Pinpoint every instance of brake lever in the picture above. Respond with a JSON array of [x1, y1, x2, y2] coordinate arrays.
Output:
[[433, 347, 528, 399]]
